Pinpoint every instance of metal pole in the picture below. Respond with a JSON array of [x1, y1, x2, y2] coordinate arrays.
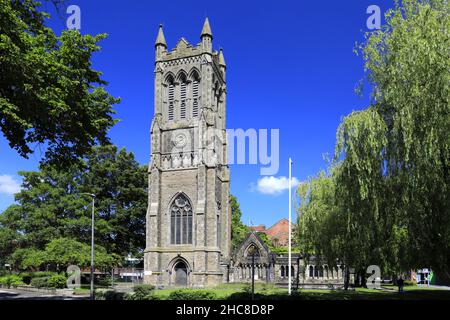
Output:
[[90, 196, 95, 300], [288, 158, 292, 295], [251, 253, 255, 300], [111, 267, 114, 288]]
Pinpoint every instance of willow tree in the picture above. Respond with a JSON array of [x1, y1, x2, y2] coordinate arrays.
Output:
[[298, 0, 449, 282], [336, 0, 450, 277]]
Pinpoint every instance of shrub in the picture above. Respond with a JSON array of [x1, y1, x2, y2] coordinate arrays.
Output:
[[0, 275, 24, 288], [127, 284, 155, 300], [19, 272, 33, 285], [95, 289, 126, 300], [47, 274, 67, 288], [95, 276, 112, 287], [168, 289, 217, 300], [30, 274, 67, 288], [30, 277, 48, 288], [32, 271, 58, 278]]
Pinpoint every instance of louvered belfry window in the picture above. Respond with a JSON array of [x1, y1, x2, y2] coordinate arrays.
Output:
[[180, 82, 187, 119], [168, 84, 175, 121], [192, 80, 199, 117], [170, 194, 193, 244]]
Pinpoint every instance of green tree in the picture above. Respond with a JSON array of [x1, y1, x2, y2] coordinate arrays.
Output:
[[0, 145, 147, 264], [0, 0, 119, 164], [298, 0, 450, 283], [230, 195, 249, 250], [44, 238, 120, 270], [10, 238, 120, 271]]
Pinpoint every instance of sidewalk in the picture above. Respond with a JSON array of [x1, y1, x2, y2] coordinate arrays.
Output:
[[417, 284, 450, 290], [0, 287, 88, 300]]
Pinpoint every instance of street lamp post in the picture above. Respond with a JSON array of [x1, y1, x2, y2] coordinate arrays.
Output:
[[248, 245, 256, 300], [288, 158, 293, 295], [82, 193, 95, 300]]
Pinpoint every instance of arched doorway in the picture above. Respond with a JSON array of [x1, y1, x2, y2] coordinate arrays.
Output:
[[174, 261, 188, 286]]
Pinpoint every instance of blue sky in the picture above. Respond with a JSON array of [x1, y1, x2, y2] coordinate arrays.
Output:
[[0, 0, 393, 227]]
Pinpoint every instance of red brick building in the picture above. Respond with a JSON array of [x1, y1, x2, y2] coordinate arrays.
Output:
[[249, 218, 294, 247]]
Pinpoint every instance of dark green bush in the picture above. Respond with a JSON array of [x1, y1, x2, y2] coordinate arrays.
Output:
[[127, 284, 155, 300], [47, 274, 67, 288], [30, 277, 48, 288], [19, 272, 33, 285], [168, 289, 217, 300], [95, 290, 126, 300], [30, 274, 66, 288], [31, 272, 58, 278], [94, 276, 113, 287]]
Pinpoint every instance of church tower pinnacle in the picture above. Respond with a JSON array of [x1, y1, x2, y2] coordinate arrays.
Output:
[[200, 17, 213, 52], [155, 24, 167, 60]]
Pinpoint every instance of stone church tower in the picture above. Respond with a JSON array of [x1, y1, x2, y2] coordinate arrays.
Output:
[[144, 18, 231, 287]]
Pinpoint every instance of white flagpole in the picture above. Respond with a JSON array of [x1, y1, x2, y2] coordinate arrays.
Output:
[[288, 158, 292, 295]]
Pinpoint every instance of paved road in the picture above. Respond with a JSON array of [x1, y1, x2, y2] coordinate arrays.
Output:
[[418, 284, 450, 290], [0, 288, 88, 300]]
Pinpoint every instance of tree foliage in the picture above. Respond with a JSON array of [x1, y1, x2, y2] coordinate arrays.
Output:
[[230, 195, 249, 250], [0, 0, 119, 164], [10, 238, 120, 271], [0, 145, 147, 267], [297, 0, 450, 279]]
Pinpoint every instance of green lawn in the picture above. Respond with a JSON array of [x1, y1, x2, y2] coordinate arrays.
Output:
[[151, 283, 450, 300]]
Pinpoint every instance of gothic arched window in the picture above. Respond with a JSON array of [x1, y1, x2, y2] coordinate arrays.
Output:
[[170, 194, 193, 244], [190, 70, 200, 118], [177, 72, 187, 120], [166, 75, 175, 121]]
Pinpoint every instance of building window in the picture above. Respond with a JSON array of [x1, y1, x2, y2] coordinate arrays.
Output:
[[192, 80, 199, 117], [280, 266, 285, 278], [168, 83, 174, 121], [180, 82, 187, 119], [170, 194, 193, 244]]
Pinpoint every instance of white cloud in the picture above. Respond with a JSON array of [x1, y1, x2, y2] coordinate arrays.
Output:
[[256, 176, 300, 195], [0, 175, 21, 195]]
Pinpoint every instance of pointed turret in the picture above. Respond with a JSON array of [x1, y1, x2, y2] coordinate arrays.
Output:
[[219, 48, 226, 82], [155, 24, 167, 48], [201, 17, 213, 39], [219, 48, 226, 67], [155, 24, 167, 61], [200, 18, 213, 53]]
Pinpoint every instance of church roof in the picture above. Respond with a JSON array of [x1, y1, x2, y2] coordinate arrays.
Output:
[[155, 24, 167, 47], [175, 37, 191, 49], [201, 17, 213, 38]]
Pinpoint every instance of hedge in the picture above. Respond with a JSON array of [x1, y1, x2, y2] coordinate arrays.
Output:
[[168, 289, 217, 300], [30, 274, 67, 288], [128, 284, 155, 300]]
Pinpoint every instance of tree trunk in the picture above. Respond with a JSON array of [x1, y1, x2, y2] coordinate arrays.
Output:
[[360, 268, 367, 288], [344, 266, 350, 290]]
